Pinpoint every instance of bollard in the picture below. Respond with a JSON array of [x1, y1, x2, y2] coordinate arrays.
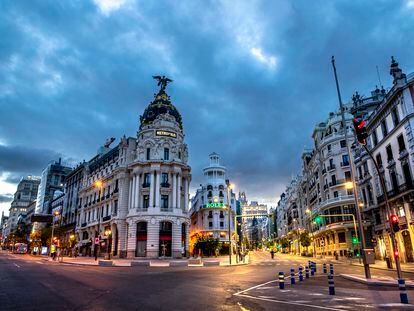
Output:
[[328, 274, 335, 295], [399, 278, 409, 304], [329, 263, 334, 275], [323, 263, 327, 274], [305, 265, 309, 279], [313, 262, 317, 273], [290, 268, 295, 285], [278, 272, 285, 289], [299, 266, 303, 281], [311, 263, 315, 276]]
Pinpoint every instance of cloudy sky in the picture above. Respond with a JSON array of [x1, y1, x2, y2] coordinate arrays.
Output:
[[1, 0, 414, 216]]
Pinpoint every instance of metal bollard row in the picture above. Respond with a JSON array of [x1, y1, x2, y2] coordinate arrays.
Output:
[[278, 272, 285, 289], [328, 274, 335, 295], [290, 268, 295, 285], [398, 278, 408, 304]]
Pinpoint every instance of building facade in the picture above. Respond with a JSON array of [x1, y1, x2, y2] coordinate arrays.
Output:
[[76, 78, 191, 259], [189, 153, 237, 254]]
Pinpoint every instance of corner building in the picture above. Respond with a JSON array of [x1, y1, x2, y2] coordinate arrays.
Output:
[[77, 81, 191, 259]]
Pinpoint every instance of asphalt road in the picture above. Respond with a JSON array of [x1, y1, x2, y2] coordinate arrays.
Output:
[[1, 251, 413, 311]]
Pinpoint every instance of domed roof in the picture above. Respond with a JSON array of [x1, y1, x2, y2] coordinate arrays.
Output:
[[139, 89, 183, 130]]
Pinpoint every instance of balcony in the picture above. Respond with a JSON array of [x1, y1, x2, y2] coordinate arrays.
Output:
[[340, 162, 350, 167], [81, 222, 87, 227], [323, 184, 328, 190], [399, 149, 409, 160], [327, 164, 336, 171], [106, 194, 110, 199], [160, 182, 170, 188], [387, 159, 396, 168], [114, 188, 119, 193], [160, 207, 173, 212], [399, 182, 414, 193], [314, 195, 354, 214], [102, 215, 111, 222], [142, 183, 150, 188]]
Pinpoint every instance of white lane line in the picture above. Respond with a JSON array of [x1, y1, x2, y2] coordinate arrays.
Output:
[[234, 280, 277, 296], [237, 294, 346, 311], [13, 263, 21, 268], [35, 261, 43, 264]]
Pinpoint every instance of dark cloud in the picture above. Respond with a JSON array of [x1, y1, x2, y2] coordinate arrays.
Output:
[[0, 194, 13, 203], [0, 0, 413, 209]]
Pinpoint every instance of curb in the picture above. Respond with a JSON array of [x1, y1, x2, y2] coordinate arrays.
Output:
[[350, 263, 414, 275], [340, 274, 414, 288]]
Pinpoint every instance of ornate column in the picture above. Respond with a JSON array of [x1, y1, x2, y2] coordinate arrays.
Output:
[[131, 175, 136, 209], [149, 171, 155, 207], [134, 174, 140, 208], [176, 175, 181, 209], [172, 173, 177, 209], [128, 177, 133, 209], [184, 177, 189, 212], [155, 171, 161, 208]]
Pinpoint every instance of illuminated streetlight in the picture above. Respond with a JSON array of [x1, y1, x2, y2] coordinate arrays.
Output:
[[345, 181, 354, 190], [94, 180, 103, 188], [358, 202, 364, 208]]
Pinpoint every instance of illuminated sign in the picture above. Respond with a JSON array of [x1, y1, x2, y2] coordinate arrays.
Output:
[[156, 130, 177, 138], [205, 202, 225, 208]]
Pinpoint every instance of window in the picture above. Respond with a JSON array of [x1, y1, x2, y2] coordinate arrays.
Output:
[[209, 222, 213, 228], [398, 135, 406, 152], [386, 145, 393, 161], [372, 130, 378, 146], [333, 191, 339, 198], [376, 153, 383, 167], [331, 175, 336, 185], [146, 148, 151, 160], [161, 195, 169, 209], [220, 221, 224, 228], [208, 211, 213, 218], [164, 148, 169, 160], [381, 120, 388, 138], [391, 107, 400, 127], [342, 154, 349, 166], [338, 232, 346, 243], [345, 171, 351, 182], [143, 195, 149, 209], [327, 144, 331, 152], [144, 173, 151, 186], [219, 211, 224, 218], [178, 151, 181, 159], [340, 140, 347, 148], [114, 200, 118, 215], [329, 159, 334, 167]]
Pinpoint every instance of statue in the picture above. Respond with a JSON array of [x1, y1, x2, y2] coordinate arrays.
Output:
[[153, 75, 173, 92]]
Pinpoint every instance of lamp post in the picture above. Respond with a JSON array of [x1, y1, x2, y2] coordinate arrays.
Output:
[[225, 180, 235, 265], [104, 228, 112, 260], [94, 180, 104, 261], [331, 56, 371, 279]]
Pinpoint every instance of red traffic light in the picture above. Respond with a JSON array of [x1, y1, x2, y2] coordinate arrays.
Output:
[[391, 214, 399, 223], [394, 250, 399, 258], [390, 214, 400, 233], [352, 118, 368, 145]]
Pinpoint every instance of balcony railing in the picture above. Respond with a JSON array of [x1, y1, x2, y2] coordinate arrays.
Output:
[[102, 215, 111, 222], [142, 183, 150, 188], [160, 182, 170, 188], [327, 164, 336, 171], [341, 162, 350, 167], [81, 222, 87, 227], [314, 195, 354, 213], [160, 207, 173, 212]]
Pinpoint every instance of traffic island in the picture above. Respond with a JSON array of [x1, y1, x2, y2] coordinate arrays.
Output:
[[203, 261, 220, 267], [131, 261, 150, 267], [169, 261, 188, 267], [98, 260, 113, 267], [340, 274, 414, 288]]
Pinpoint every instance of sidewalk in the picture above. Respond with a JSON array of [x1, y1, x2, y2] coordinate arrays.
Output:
[[46, 254, 249, 267]]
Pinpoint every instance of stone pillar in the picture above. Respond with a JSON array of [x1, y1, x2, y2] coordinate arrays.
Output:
[[184, 178, 189, 212], [134, 174, 140, 208], [132, 175, 136, 209], [172, 221, 182, 258], [149, 171, 155, 208], [155, 171, 161, 208], [177, 175, 181, 209], [128, 177, 133, 209], [127, 221, 136, 258], [118, 221, 128, 258], [146, 219, 159, 258], [172, 173, 177, 209]]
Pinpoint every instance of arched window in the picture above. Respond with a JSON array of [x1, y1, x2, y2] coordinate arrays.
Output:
[[136, 222, 147, 257]]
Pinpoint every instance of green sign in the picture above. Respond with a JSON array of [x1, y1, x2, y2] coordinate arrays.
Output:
[[205, 203, 225, 208]]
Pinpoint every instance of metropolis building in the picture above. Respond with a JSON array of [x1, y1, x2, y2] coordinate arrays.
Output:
[[76, 78, 191, 258]]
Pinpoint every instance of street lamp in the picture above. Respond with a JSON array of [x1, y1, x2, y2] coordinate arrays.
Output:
[[345, 181, 354, 190], [93, 180, 104, 260], [226, 180, 235, 265], [104, 228, 112, 260]]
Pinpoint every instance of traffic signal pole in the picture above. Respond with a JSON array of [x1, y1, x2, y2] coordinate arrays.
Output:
[[362, 145, 403, 280], [331, 56, 371, 279]]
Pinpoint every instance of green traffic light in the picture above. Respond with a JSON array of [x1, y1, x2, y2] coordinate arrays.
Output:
[[352, 236, 358, 244], [315, 216, 322, 224]]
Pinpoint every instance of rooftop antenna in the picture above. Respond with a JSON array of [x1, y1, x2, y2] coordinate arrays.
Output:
[[376, 65, 383, 87]]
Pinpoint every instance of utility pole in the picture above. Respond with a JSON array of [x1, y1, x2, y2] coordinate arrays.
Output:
[[331, 56, 371, 279]]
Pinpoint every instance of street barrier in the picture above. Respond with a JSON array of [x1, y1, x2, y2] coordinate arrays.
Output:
[[290, 268, 295, 285], [299, 266, 303, 281], [305, 265, 309, 279], [278, 272, 285, 289], [313, 261, 317, 272], [329, 263, 334, 275], [323, 263, 327, 273], [399, 278, 409, 304], [328, 274, 335, 295]]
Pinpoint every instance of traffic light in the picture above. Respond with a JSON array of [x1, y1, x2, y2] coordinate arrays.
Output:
[[352, 236, 359, 245], [394, 249, 399, 258], [390, 214, 400, 233], [314, 215, 322, 224], [352, 118, 368, 145]]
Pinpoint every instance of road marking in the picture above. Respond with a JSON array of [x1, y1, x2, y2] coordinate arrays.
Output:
[[237, 294, 346, 310], [13, 263, 21, 268], [234, 280, 277, 296], [35, 261, 43, 264]]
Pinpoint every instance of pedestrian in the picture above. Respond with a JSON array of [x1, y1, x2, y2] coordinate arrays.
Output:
[[57, 247, 62, 262], [51, 244, 57, 261], [270, 249, 275, 259]]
